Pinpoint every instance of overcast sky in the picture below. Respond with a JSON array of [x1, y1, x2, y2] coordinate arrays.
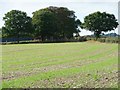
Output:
[[0, 0, 119, 36]]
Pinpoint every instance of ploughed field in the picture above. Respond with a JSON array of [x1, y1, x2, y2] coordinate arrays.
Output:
[[2, 42, 118, 88]]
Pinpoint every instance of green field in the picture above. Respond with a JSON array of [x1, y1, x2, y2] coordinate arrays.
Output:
[[2, 42, 118, 88]]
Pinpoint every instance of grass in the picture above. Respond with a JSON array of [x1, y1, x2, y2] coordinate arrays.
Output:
[[2, 42, 118, 88]]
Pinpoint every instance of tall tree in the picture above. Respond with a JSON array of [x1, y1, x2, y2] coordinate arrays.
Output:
[[32, 6, 81, 41], [81, 11, 118, 39], [48, 6, 81, 39], [32, 9, 56, 41], [3, 10, 33, 43]]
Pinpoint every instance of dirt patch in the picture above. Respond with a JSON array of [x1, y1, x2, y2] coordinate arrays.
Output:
[[31, 64, 118, 88], [2, 46, 118, 81], [2, 51, 117, 81]]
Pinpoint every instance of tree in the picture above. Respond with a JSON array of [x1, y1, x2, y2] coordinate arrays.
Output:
[[81, 11, 119, 39], [32, 6, 81, 41], [32, 9, 56, 41], [48, 6, 81, 40], [3, 10, 33, 43]]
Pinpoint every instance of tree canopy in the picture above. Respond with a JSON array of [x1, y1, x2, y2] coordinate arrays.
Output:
[[32, 8, 57, 41], [3, 10, 33, 43], [81, 11, 119, 38], [32, 6, 81, 41], [1, 8, 119, 43], [48, 6, 81, 38]]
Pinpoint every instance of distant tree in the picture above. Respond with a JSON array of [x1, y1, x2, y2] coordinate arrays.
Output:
[[32, 9, 56, 41], [48, 6, 81, 39], [3, 10, 33, 43], [81, 11, 119, 39], [32, 6, 81, 41]]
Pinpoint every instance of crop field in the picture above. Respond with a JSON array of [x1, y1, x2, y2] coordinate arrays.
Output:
[[2, 42, 118, 88]]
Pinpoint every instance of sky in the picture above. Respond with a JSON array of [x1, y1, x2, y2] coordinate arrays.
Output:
[[0, 0, 119, 36]]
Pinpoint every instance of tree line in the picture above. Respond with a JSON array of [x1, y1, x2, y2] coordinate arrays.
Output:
[[1, 6, 119, 43]]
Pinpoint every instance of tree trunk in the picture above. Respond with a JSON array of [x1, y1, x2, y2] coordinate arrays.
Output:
[[17, 40, 19, 44], [17, 33, 19, 44], [41, 35, 44, 42], [94, 31, 101, 40]]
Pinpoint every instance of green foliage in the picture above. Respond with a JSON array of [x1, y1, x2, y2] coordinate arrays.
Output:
[[48, 6, 81, 39], [97, 38, 106, 42], [86, 37, 118, 43], [105, 37, 118, 43], [2, 8, 119, 43], [32, 6, 81, 41], [3, 10, 34, 43], [32, 9, 57, 41], [82, 11, 119, 38]]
